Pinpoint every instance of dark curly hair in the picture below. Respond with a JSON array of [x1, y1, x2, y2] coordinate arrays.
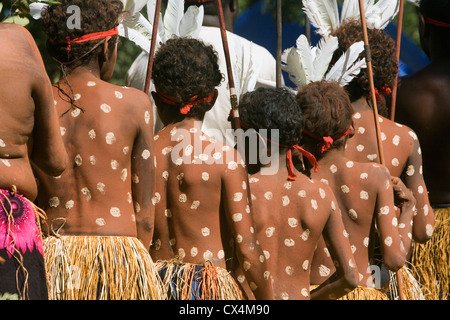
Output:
[[239, 87, 303, 148], [296, 80, 354, 154], [330, 20, 398, 117], [151, 37, 223, 118], [41, 0, 123, 66]]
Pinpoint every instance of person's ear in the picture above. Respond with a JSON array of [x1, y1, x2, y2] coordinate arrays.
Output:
[[348, 118, 356, 139]]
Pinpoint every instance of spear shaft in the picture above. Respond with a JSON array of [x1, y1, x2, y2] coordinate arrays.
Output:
[[144, 0, 162, 95], [358, 0, 406, 300], [390, 0, 405, 121]]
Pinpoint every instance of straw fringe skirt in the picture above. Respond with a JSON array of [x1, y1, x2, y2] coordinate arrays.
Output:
[[155, 258, 243, 300], [309, 285, 388, 300], [386, 265, 425, 300], [411, 207, 450, 300], [339, 286, 389, 300], [43, 235, 166, 300]]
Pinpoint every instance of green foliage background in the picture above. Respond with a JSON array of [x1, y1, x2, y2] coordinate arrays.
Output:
[[1, 0, 422, 86]]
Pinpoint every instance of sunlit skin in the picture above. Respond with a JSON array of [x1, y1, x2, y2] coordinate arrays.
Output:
[[150, 115, 274, 300], [0, 24, 67, 200], [345, 98, 434, 245], [34, 39, 155, 249], [239, 151, 358, 300]]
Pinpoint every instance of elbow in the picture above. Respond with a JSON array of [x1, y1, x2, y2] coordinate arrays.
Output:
[[46, 154, 68, 177], [383, 253, 406, 272], [344, 268, 359, 291], [413, 222, 435, 244]]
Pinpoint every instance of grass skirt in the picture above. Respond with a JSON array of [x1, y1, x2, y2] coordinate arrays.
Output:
[[309, 285, 388, 300], [386, 265, 425, 300], [411, 207, 450, 300], [155, 258, 243, 300], [339, 286, 389, 300], [43, 235, 166, 300]]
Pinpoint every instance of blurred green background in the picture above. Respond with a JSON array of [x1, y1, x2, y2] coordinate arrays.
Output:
[[1, 0, 421, 86]]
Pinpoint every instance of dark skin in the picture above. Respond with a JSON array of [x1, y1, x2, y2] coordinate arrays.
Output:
[[34, 38, 155, 248], [237, 147, 358, 300], [345, 98, 434, 244], [307, 135, 416, 288], [0, 24, 67, 200], [150, 92, 275, 300], [395, 15, 450, 207]]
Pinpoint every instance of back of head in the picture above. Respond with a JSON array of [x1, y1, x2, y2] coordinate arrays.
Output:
[[296, 80, 354, 152], [419, 0, 450, 44], [331, 20, 397, 116], [152, 37, 223, 118], [420, 0, 450, 25], [239, 87, 303, 148], [41, 0, 123, 66]]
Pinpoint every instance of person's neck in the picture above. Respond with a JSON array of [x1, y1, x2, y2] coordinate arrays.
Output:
[[351, 96, 371, 112], [61, 60, 101, 80]]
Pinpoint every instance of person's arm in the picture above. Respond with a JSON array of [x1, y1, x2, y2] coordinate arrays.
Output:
[[401, 131, 434, 243], [28, 35, 67, 176], [310, 189, 358, 300], [375, 167, 415, 271], [131, 92, 156, 249], [222, 155, 274, 300]]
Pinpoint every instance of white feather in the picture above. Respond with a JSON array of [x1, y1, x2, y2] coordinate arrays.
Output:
[[178, 5, 204, 38], [29, 3, 47, 20], [311, 36, 339, 82], [366, 0, 400, 29], [325, 40, 366, 86], [282, 46, 307, 88], [303, 0, 340, 37], [295, 35, 314, 84], [121, 0, 148, 17], [163, 0, 185, 39], [118, 24, 151, 53]]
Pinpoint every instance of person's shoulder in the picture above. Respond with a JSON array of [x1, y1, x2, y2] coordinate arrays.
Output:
[[0, 22, 30, 38], [380, 116, 419, 142]]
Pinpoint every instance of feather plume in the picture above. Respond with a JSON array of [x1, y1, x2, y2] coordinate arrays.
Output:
[[302, 0, 340, 37], [282, 35, 340, 87], [365, 0, 400, 29], [163, 0, 185, 39], [325, 40, 367, 86], [405, 0, 420, 7], [311, 36, 339, 82], [179, 5, 204, 38]]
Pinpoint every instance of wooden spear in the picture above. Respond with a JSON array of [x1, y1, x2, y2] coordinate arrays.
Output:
[[357, 0, 406, 300], [276, 0, 282, 88], [144, 0, 162, 95], [390, 0, 405, 121]]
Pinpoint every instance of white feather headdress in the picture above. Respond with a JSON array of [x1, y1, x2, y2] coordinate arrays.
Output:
[[29, 0, 204, 53], [281, 34, 366, 88], [303, 0, 400, 38]]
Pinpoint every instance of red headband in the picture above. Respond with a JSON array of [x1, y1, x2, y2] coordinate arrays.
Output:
[[238, 120, 319, 180], [59, 26, 119, 51], [155, 86, 215, 115], [303, 126, 352, 154], [373, 87, 392, 103], [422, 14, 450, 28]]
